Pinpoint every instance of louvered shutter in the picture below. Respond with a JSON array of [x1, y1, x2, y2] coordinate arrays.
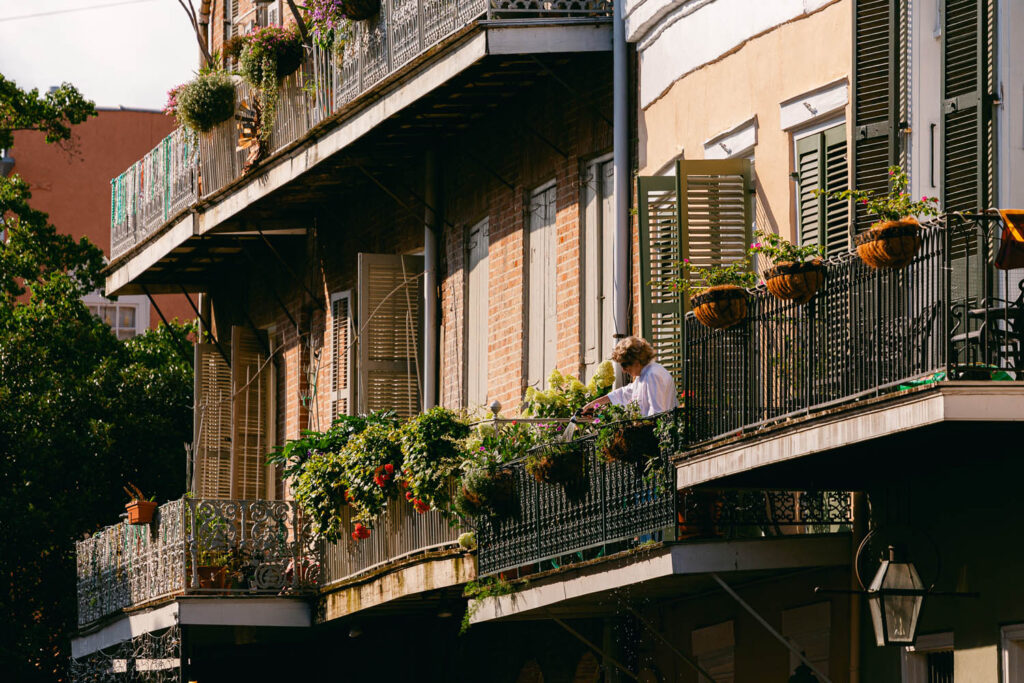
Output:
[[582, 160, 615, 379], [797, 125, 850, 255], [527, 185, 558, 389], [331, 291, 355, 418], [942, 0, 994, 214], [231, 326, 271, 500], [466, 220, 490, 407], [796, 135, 824, 248], [638, 175, 684, 396], [357, 253, 425, 418], [677, 159, 753, 274], [194, 343, 232, 499], [853, 0, 900, 233]]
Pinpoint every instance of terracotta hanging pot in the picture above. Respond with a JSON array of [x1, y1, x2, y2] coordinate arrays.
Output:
[[125, 500, 158, 525], [854, 217, 922, 269], [342, 0, 380, 21], [690, 284, 748, 329], [764, 259, 826, 305]]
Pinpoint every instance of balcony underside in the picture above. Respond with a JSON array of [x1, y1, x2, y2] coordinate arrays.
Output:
[[470, 534, 851, 624], [676, 382, 1024, 490], [105, 23, 611, 296]]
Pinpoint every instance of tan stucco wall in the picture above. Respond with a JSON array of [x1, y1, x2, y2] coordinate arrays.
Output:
[[639, 0, 852, 243]]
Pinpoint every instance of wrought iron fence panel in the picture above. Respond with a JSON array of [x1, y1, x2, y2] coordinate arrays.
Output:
[[167, 128, 197, 218], [487, 0, 612, 17], [678, 490, 853, 537], [682, 220, 1017, 448], [76, 499, 186, 627], [269, 70, 311, 152], [390, 0, 423, 71], [110, 164, 140, 259], [320, 491, 463, 586], [69, 625, 181, 683]]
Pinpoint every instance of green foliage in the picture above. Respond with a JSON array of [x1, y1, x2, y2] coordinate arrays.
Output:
[[668, 257, 758, 297], [0, 75, 96, 150], [748, 229, 824, 265], [460, 577, 523, 634], [521, 361, 615, 418], [239, 27, 303, 141], [175, 71, 236, 133], [338, 420, 403, 522], [399, 407, 470, 513], [816, 165, 940, 224], [592, 402, 642, 458]]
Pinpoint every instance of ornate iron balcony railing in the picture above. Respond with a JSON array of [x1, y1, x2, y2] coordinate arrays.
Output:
[[682, 216, 1024, 449], [108, 0, 613, 260], [75, 498, 317, 627]]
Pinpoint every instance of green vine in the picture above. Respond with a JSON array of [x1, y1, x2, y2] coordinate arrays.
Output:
[[460, 576, 524, 634], [238, 27, 303, 142]]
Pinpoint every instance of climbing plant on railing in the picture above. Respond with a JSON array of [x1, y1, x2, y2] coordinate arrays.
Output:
[[239, 26, 304, 141]]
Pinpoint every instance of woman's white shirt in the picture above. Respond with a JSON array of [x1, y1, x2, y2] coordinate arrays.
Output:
[[605, 362, 678, 416]]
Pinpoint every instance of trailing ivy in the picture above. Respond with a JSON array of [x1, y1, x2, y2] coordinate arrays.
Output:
[[239, 27, 303, 141], [399, 407, 470, 514]]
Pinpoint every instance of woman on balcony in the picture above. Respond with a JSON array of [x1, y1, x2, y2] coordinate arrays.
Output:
[[582, 336, 678, 417]]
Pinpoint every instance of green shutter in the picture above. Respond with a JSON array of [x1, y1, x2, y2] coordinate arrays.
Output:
[[796, 134, 823, 248], [823, 124, 851, 255], [853, 0, 900, 233], [638, 175, 684, 394], [942, 0, 995, 214]]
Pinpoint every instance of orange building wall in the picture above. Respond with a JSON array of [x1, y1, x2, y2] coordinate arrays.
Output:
[[11, 108, 195, 326]]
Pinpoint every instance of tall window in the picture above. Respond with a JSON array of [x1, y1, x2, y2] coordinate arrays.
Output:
[[795, 121, 849, 255], [466, 219, 490, 406], [527, 182, 558, 389], [582, 157, 615, 381]]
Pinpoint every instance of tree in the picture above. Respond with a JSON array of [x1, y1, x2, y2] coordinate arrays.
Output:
[[0, 77, 193, 682]]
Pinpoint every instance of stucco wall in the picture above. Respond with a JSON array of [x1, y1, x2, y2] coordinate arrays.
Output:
[[638, 0, 852, 243]]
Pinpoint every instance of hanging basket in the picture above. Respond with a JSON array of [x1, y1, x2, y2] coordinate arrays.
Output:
[[690, 284, 748, 329], [125, 500, 158, 525], [342, 0, 380, 21], [854, 218, 922, 269], [460, 468, 517, 519], [525, 443, 589, 501], [599, 422, 659, 464], [764, 260, 826, 305]]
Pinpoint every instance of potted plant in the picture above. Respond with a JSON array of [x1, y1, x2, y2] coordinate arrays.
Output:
[[524, 440, 589, 502], [123, 483, 157, 524], [521, 362, 615, 419], [171, 71, 236, 133], [748, 229, 826, 304], [818, 166, 940, 269], [239, 26, 304, 142], [455, 464, 517, 520], [399, 407, 471, 515], [593, 403, 659, 465], [670, 258, 757, 329], [304, 0, 355, 55]]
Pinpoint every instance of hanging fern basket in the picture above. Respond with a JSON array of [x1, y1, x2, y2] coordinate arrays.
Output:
[[690, 284, 749, 329], [764, 260, 826, 305]]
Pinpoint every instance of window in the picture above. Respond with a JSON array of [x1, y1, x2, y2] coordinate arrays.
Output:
[[331, 290, 354, 417], [1002, 624, 1024, 682], [794, 121, 849, 255], [901, 632, 953, 682], [782, 602, 830, 677], [527, 181, 558, 389], [85, 293, 149, 340], [466, 219, 490, 406], [582, 157, 614, 381], [692, 620, 734, 683]]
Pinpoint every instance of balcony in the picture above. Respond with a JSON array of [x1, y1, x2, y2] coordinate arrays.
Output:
[[681, 218, 1024, 452], [76, 498, 316, 627], [107, 0, 614, 262]]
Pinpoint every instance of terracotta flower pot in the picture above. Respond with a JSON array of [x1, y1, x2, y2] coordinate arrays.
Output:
[[342, 0, 380, 21], [600, 423, 659, 464], [125, 500, 158, 525], [690, 284, 748, 329], [854, 217, 922, 269], [764, 260, 826, 305]]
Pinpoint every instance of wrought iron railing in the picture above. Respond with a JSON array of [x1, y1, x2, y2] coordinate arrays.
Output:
[[320, 494, 464, 587], [76, 498, 317, 627], [683, 217, 1024, 448], [109, 1, 612, 259]]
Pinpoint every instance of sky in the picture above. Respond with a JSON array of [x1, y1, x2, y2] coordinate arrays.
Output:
[[0, 0, 197, 111]]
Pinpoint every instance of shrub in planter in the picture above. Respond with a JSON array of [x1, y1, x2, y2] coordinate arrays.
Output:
[[525, 441, 589, 502], [455, 465, 517, 520], [399, 406, 470, 513], [594, 403, 659, 465], [670, 258, 757, 330], [748, 229, 826, 304], [239, 26, 304, 141], [305, 0, 354, 52], [338, 420, 403, 524], [174, 71, 236, 133], [521, 362, 615, 418], [817, 166, 939, 270]]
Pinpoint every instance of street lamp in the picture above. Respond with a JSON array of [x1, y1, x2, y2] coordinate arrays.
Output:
[[866, 545, 926, 646]]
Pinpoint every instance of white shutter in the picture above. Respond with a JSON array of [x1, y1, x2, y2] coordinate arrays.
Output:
[[528, 183, 557, 389], [582, 159, 616, 380], [331, 291, 355, 417], [231, 326, 271, 500], [357, 253, 425, 418], [466, 220, 489, 407], [194, 343, 232, 499]]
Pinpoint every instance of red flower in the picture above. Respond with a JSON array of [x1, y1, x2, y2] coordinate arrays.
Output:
[[405, 491, 414, 500], [384, 463, 394, 475], [413, 500, 430, 514]]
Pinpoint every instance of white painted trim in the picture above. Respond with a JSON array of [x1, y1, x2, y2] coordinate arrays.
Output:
[[486, 23, 612, 54], [106, 214, 195, 296], [1002, 624, 1024, 683], [792, 115, 846, 144], [677, 384, 1024, 488], [470, 534, 851, 623], [72, 603, 179, 659], [177, 597, 311, 627], [779, 79, 849, 131], [901, 632, 953, 683], [703, 116, 758, 160]]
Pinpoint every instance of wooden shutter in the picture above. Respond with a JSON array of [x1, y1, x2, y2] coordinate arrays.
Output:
[[638, 175, 684, 396], [582, 159, 615, 379], [357, 253, 425, 418], [677, 159, 753, 275], [942, 0, 995, 214], [797, 124, 850, 255], [853, 0, 900, 233], [231, 326, 271, 500], [331, 291, 354, 418], [527, 184, 558, 389], [466, 220, 489, 406], [194, 343, 232, 499]]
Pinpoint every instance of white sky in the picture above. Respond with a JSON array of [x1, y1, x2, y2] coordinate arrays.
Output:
[[0, 0, 197, 111]]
